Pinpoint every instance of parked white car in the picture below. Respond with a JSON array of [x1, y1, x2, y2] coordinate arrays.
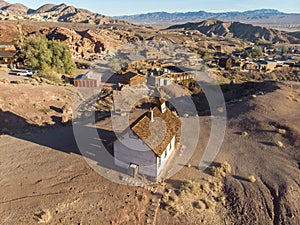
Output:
[[16, 70, 33, 77]]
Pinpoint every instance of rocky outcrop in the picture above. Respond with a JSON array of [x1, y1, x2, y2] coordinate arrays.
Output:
[[44, 27, 106, 59]]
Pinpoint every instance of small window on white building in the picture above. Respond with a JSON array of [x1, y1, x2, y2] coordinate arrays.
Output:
[[164, 150, 167, 159], [158, 157, 161, 168]]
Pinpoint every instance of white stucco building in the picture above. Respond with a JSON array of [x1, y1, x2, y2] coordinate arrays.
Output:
[[114, 101, 181, 178]]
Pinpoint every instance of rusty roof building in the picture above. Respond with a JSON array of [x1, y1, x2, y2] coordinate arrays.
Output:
[[131, 107, 180, 157], [114, 100, 181, 178]]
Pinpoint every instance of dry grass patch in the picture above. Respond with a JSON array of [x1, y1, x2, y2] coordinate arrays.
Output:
[[210, 161, 232, 178], [275, 140, 284, 148], [247, 175, 256, 183], [278, 129, 286, 135], [241, 131, 249, 137], [162, 179, 225, 216]]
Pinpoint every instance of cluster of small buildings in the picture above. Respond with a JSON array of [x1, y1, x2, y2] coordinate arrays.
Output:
[[74, 60, 196, 89], [204, 44, 300, 73]]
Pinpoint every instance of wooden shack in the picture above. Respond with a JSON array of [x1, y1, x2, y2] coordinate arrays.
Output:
[[123, 72, 146, 87]]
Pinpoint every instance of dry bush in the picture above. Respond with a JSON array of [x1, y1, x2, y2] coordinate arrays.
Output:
[[248, 175, 256, 183], [0, 79, 9, 84], [179, 180, 200, 194], [221, 162, 232, 174], [163, 179, 225, 216], [275, 141, 284, 148], [33, 210, 52, 223], [241, 131, 249, 137], [278, 129, 286, 135], [16, 80, 25, 84], [163, 191, 183, 216], [193, 200, 206, 210], [209, 180, 223, 192], [210, 161, 232, 178]]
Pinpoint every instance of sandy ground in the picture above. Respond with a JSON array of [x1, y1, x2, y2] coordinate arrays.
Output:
[[0, 70, 30, 82], [0, 81, 299, 224]]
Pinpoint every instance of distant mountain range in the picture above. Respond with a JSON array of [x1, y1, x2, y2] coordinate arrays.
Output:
[[116, 9, 300, 27], [0, 0, 129, 25], [167, 19, 300, 44], [1, 1, 300, 45]]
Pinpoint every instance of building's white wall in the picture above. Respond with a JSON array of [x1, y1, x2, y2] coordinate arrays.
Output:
[[157, 135, 176, 176], [114, 131, 157, 177]]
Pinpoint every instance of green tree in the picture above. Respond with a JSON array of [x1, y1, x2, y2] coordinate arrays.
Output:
[[248, 46, 263, 59], [21, 35, 76, 80], [281, 45, 289, 54]]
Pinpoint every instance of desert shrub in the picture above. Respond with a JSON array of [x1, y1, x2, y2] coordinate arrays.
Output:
[[36, 69, 62, 84], [180, 180, 199, 193], [248, 46, 263, 59], [193, 200, 206, 210], [241, 131, 249, 137], [209, 180, 223, 192], [247, 175, 256, 183], [221, 162, 232, 174], [278, 129, 286, 135], [275, 140, 284, 148], [210, 161, 232, 178], [163, 178, 226, 216], [163, 192, 183, 216]]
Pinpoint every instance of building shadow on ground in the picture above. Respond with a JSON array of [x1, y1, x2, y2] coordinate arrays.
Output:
[[0, 81, 281, 178]]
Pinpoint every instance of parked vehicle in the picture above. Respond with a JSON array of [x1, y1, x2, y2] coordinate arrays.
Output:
[[25, 68, 38, 74], [9, 69, 33, 77], [16, 70, 32, 77]]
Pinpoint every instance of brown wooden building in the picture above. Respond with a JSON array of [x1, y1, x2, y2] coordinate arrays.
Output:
[[0, 50, 16, 65], [0, 42, 17, 66], [123, 72, 146, 87], [163, 66, 196, 82]]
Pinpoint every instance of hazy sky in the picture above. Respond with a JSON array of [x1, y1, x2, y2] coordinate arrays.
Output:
[[7, 0, 300, 16]]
